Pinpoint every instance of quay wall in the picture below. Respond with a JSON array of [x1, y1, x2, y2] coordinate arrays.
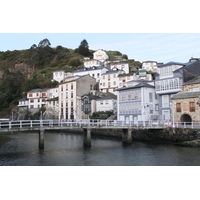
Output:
[[88, 128, 200, 143]]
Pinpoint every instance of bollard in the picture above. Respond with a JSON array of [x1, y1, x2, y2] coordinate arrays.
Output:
[[39, 129, 45, 149]]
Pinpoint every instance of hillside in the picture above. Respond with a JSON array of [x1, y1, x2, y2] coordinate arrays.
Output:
[[0, 38, 141, 117]]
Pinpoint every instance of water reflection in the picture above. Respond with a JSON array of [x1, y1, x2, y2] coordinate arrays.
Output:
[[0, 131, 200, 166]]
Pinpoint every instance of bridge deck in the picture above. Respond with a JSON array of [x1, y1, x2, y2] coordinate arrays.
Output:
[[0, 119, 199, 133]]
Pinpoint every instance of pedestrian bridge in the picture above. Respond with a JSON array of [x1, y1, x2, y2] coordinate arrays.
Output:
[[0, 119, 199, 149]]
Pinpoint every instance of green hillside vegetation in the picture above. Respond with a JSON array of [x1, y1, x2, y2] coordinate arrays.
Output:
[[0, 38, 141, 117]]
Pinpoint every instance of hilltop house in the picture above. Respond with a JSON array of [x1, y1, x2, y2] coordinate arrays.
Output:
[[93, 49, 109, 63]]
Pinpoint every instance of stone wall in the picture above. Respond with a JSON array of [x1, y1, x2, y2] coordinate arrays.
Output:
[[90, 128, 200, 142]]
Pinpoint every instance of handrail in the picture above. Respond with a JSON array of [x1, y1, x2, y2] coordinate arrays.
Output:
[[1, 119, 199, 130]]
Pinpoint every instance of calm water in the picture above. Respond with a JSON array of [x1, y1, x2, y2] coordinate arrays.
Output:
[[0, 131, 200, 166]]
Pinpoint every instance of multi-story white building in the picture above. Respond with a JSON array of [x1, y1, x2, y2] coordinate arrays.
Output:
[[83, 59, 103, 68], [118, 73, 134, 88], [58, 75, 96, 120], [110, 62, 129, 74], [155, 60, 200, 121], [73, 66, 109, 82], [142, 61, 160, 73], [99, 70, 125, 94], [116, 81, 159, 123], [93, 49, 109, 63], [26, 89, 49, 113]]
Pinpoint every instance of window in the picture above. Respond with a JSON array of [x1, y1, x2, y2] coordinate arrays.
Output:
[[29, 93, 33, 97], [71, 92, 73, 98], [176, 103, 181, 112], [113, 81, 116, 85], [155, 104, 159, 111], [30, 99, 34, 103], [71, 83, 73, 90], [162, 95, 169, 108], [100, 101, 103, 105], [108, 75, 110, 81], [149, 93, 153, 102], [189, 102, 195, 112]]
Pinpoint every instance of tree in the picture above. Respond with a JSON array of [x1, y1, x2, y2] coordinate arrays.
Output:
[[122, 54, 128, 60], [68, 57, 81, 67], [38, 38, 51, 48], [78, 39, 90, 57]]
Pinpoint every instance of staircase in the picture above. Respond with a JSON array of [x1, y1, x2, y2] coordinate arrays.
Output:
[[107, 113, 117, 120]]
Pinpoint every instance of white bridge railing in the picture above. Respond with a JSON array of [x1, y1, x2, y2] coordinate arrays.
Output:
[[0, 119, 200, 130]]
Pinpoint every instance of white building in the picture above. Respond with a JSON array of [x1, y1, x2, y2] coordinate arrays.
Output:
[[53, 70, 65, 83], [73, 66, 109, 82], [116, 81, 159, 123], [99, 70, 125, 94], [110, 62, 129, 74], [142, 61, 159, 73], [118, 73, 134, 88], [58, 75, 96, 120], [26, 89, 49, 112], [96, 95, 117, 113], [93, 49, 109, 63], [84, 59, 103, 68], [18, 98, 28, 107]]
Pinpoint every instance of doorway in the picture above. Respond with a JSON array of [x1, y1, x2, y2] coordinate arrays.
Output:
[[181, 114, 192, 125]]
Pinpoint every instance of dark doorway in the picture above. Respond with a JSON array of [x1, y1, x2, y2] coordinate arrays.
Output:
[[181, 114, 192, 125]]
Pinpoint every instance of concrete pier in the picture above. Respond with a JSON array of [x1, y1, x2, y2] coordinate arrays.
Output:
[[39, 129, 45, 149], [122, 129, 132, 144], [83, 128, 91, 147]]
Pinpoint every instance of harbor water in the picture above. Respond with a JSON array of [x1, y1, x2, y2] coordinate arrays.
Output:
[[0, 131, 200, 166]]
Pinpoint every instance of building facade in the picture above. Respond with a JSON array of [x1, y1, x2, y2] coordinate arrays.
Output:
[[110, 62, 129, 74], [96, 95, 117, 113], [116, 81, 159, 123], [171, 76, 200, 124], [58, 75, 96, 120], [93, 49, 109, 63], [99, 70, 124, 94], [155, 60, 200, 121], [73, 66, 108, 82]]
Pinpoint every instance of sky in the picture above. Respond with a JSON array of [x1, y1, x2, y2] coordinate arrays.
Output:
[[1, 33, 200, 64]]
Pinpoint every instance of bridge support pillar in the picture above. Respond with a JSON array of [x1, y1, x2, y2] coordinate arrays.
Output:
[[83, 128, 91, 147], [39, 129, 45, 149], [122, 129, 132, 144]]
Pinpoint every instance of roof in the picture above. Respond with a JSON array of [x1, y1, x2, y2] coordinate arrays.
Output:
[[81, 93, 100, 100], [18, 98, 28, 101], [96, 95, 117, 101], [73, 66, 106, 73], [142, 61, 157, 63], [171, 91, 200, 99], [110, 62, 128, 65], [27, 88, 49, 93], [184, 76, 200, 85], [116, 81, 155, 91], [101, 69, 124, 75], [158, 61, 185, 68], [135, 69, 155, 75]]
